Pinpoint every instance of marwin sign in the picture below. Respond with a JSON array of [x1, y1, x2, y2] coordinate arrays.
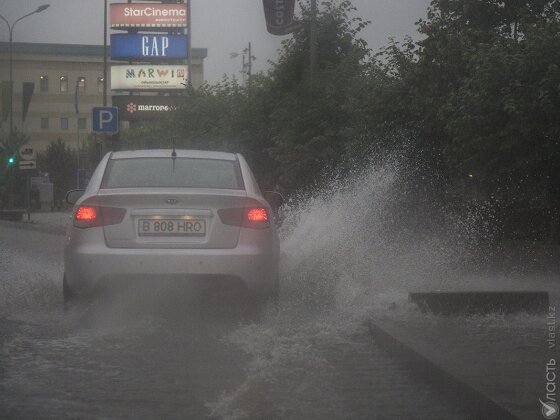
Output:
[[111, 65, 188, 90]]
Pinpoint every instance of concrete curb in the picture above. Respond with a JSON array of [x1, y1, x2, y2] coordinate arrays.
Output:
[[367, 320, 522, 420], [0, 219, 66, 236], [410, 291, 550, 315]]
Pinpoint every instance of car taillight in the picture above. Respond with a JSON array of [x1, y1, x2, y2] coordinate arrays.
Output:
[[247, 208, 268, 222], [218, 207, 270, 229], [73, 205, 126, 229], [76, 206, 97, 221]]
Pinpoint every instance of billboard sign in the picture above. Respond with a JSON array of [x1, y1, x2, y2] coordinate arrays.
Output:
[[262, 0, 298, 35], [110, 34, 188, 60], [110, 3, 188, 29], [112, 95, 184, 121], [111, 65, 188, 90]]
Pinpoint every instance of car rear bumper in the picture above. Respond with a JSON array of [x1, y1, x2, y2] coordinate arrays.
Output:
[[64, 229, 278, 298]]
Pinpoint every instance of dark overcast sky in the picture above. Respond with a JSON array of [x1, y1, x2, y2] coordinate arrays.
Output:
[[0, 0, 430, 83]]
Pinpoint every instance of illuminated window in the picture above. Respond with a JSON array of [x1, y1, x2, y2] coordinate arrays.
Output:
[[40, 118, 49, 129], [97, 76, 104, 93], [77, 76, 86, 93], [40, 75, 48, 92], [61, 117, 69, 130], [60, 76, 68, 93]]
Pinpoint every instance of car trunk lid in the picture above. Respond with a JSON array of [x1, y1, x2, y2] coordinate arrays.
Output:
[[96, 188, 253, 249]]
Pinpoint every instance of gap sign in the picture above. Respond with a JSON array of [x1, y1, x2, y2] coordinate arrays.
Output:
[[110, 34, 188, 61]]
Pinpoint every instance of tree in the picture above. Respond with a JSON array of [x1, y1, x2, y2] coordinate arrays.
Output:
[[245, 0, 373, 191], [441, 21, 560, 240], [37, 139, 77, 205], [377, 0, 560, 241]]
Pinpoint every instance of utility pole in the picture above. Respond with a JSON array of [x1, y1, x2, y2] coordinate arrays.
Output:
[[103, 0, 107, 108], [75, 79, 80, 189], [231, 43, 255, 87], [102, 0, 109, 159], [243, 42, 255, 85], [187, 0, 192, 87], [247, 42, 252, 77], [242, 54, 246, 86], [310, 0, 318, 80]]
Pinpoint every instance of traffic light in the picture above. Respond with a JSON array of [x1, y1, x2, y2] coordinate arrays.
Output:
[[7, 155, 15, 166]]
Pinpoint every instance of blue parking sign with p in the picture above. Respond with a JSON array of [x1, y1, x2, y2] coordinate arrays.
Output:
[[92, 107, 119, 133]]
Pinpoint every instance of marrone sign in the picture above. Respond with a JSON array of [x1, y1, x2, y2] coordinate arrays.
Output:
[[110, 3, 188, 29], [112, 95, 184, 121]]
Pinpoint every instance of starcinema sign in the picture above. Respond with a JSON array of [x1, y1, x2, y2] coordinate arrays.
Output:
[[111, 65, 188, 90], [110, 3, 188, 29], [112, 95, 184, 121]]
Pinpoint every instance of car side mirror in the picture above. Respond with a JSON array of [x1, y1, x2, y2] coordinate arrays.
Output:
[[264, 191, 284, 210], [65, 189, 85, 205]]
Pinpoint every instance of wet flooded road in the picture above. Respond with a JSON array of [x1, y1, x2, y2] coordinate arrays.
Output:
[[0, 226, 249, 419], [0, 225, 474, 419], [1, 310, 247, 419]]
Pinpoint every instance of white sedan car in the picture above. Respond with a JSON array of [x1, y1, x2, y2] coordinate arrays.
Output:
[[64, 149, 281, 307]]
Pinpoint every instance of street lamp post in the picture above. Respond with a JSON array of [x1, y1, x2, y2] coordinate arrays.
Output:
[[0, 4, 50, 208], [0, 5, 50, 150]]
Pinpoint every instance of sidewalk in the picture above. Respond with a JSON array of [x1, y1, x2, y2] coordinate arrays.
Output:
[[0, 210, 70, 235], [369, 297, 555, 420]]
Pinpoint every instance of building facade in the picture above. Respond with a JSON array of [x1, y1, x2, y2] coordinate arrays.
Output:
[[0, 42, 207, 152]]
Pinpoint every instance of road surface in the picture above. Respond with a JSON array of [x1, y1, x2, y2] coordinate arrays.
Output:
[[0, 224, 472, 419]]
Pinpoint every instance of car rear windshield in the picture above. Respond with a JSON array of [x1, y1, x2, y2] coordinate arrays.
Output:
[[101, 157, 244, 190]]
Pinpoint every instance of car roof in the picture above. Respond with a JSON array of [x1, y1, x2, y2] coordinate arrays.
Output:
[[109, 149, 238, 161]]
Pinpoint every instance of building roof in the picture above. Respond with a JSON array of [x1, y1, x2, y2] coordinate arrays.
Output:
[[0, 42, 208, 60]]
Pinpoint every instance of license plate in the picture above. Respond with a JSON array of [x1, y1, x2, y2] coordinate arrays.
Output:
[[138, 219, 206, 236]]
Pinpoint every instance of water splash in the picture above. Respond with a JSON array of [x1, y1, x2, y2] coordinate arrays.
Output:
[[278, 151, 490, 316], [207, 152, 490, 419]]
